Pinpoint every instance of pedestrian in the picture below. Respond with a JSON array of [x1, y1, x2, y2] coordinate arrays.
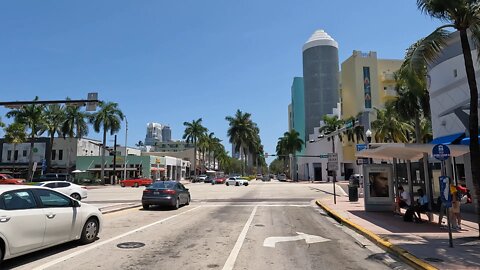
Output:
[[394, 185, 410, 214], [450, 184, 462, 230], [413, 188, 431, 222]]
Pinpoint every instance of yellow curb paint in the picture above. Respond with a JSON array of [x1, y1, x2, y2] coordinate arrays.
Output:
[[316, 200, 438, 270]]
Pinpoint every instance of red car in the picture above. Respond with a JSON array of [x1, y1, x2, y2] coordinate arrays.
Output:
[[120, 177, 153, 188], [0, 174, 25, 185], [212, 177, 226, 184]]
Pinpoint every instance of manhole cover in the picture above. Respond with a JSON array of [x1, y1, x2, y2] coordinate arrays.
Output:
[[117, 242, 145, 249], [424, 257, 444, 262], [255, 224, 265, 227]]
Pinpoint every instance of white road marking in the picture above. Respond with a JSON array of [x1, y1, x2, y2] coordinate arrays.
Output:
[[263, 232, 330, 248], [200, 204, 310, 207], [32, 206, 202, 270], [222, 205, 258, 270]]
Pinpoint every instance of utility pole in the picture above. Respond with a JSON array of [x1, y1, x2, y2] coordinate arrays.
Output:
[[113, 135, 117, 185], [124, 116, 128, 180]]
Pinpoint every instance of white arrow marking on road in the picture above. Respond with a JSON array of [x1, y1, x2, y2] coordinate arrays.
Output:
[[263, 232, 330, 248]]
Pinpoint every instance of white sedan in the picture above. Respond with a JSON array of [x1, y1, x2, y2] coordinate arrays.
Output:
[[225, 177, 249, 186], [36, 181, 88, 201], [0, 185, 102, 263]]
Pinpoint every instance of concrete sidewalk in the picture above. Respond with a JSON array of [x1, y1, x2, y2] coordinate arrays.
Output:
[[317, 195, 480, 270]]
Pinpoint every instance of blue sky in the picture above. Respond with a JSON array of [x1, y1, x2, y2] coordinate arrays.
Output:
[[0, 1, 441, 163]]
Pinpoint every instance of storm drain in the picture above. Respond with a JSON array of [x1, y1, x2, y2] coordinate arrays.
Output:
[[424, 257, 444, 263], [117, 242, 145, 249]]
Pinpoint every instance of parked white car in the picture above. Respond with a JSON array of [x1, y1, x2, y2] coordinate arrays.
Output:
[[225, 177, 249, 186], [36, 181, 88, 201], [0, 185, 102, 263]]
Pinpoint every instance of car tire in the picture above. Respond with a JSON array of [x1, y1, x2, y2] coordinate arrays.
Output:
[[235, 182, 239, 186], [79, 218, 99, 244], [173, 197, 179, 209], [134, 182, 139, 188], [142, 204, 150, 210], [120, 183, 125, 187], [71, 193, 81, 201], [226, 182, 229, 186], [244, 182, 249, 186], [185, 196, 190, 205]]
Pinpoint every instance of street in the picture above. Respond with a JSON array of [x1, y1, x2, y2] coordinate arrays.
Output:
[[2, 181, 409, 270]]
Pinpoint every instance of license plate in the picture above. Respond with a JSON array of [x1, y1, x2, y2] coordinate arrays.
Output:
[[154, 191, 159, 195]]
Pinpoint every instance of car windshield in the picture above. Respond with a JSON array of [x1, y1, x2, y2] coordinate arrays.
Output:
[[3, 175, 13, 179], [150, 182, 176, 189]]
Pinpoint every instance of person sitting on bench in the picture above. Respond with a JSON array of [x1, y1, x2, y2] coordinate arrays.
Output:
[[414, 188, 431, 222], [394, 185, 411, 214]]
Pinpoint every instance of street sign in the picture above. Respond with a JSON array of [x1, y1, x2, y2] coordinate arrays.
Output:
[[432, 144, 451, 161], [356, 158, 369, 165], [327, 162, 338, 171], [345, 120, 354, 129], [356, 144, 367, 152], [439, 176, 452, 208], [319, 154, 328, 158], [327, 153, 338, 163], [86, 92, 98, 112]]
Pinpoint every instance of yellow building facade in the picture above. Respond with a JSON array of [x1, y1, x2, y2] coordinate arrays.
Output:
[[340, 51, 403, 175]]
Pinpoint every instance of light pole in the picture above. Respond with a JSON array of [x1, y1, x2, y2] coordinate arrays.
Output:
[[124, 116, 128, 181], [365, 129, 372, 164]]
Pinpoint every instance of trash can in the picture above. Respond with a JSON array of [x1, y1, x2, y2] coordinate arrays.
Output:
[[348, 185, 358, 202]]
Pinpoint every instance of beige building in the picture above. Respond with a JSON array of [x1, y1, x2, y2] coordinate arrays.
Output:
[[340, 50, 403, 177]]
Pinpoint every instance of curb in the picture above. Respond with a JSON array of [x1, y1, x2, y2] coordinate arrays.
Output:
[[101, 203, 141, 214], [315, 200, 438, 270]]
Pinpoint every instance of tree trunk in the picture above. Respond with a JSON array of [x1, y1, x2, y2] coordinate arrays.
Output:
[[414, 112, 421, 143], [459, 29, 480, 237], [100, 128, 107, 185], [12, 144, 16, 175], [48, 133, 54, 173]]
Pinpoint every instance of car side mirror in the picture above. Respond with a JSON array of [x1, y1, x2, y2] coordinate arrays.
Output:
[[72, 200, 81, 208], [185, 188, 189, 191]]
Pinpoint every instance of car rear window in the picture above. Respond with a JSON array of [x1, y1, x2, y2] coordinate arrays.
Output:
[[151, 182, 176, 189]]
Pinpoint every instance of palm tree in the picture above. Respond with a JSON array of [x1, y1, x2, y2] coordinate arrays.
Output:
[[319, 115, 344, 142], [197, 133, 209, 172], [90, 101, 124, 185], [4, 123, 27, 175], [411, 1, 480, 233], [371, 103, 414, 143], [183, 118, 207, 178], [0, 117, 5, 129], [279, 130, 304, 180], [225, 110, 257, 175], [40, 104, 66, 172], [6, 97, 45, 180], [62, 104, 90, 175]]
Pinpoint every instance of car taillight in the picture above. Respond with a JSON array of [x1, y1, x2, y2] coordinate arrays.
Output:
[[143, 189, 152, 193], [163, 189, 176, 195]]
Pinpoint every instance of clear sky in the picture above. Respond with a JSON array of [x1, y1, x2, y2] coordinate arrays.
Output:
[[0, 1, 442, 163]]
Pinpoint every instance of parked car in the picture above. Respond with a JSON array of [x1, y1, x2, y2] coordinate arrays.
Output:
[[120, 177, 153, 188], [256, 174, 263, 180], [36, 181, 88, 201], [277, 174, 287, 181], [142, 181, 190, 210], [204, 176, 214, 183], [197, 175, 208, 182], [0, 174, 25, 185], [0, 185, 102, 264], [225, 177, 249, 186], [34, 173, 74, 182], [262, 175, 271, 182]]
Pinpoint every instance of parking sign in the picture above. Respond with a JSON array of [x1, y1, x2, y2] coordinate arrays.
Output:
[[439, 176, 452, 208]]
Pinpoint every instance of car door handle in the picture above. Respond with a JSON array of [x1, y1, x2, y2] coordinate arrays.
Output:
[[46, 213, 56, 219], [0, 216, 11, 223]]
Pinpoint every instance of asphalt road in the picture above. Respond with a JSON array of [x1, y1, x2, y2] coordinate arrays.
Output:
[[2, 181, 410, 270]]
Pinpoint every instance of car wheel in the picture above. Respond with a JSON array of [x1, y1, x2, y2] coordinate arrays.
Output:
[[142, 204, 150, 210], [185, 196, 190, 205], [226, 182, 229, 186], [71, 193, 81, 201], [245, 182, 249, 186], [120, 183, 125, 187], [80, 218, 99, 244], [235, 182, 239, 186], [134, 182, 139, 188], [173, 197, 179, 209]]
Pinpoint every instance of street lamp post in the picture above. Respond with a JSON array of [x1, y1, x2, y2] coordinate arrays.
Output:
[[124, 116, 128, 181], [365, 129, 372, 164]]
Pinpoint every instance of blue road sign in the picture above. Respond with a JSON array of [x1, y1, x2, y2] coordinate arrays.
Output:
[[432, 144, 451, 161], [356, 144, 367, 152], [439, 176, 452, 208]]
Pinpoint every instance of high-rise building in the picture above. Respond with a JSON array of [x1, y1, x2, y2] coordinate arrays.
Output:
[[290, 77, 305, 155], [302, 29, 339, 141], [145, 123, 163, 146], [162, 126, 172, 142]]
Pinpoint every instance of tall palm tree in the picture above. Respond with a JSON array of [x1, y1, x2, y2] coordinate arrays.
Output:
[[319, 115, 344, 143], [183, 118, 207, 178], [0, 117, 5, 129], [276, 130, 304, 177], [4, 123, 27, 175], [411, 1, 480, 233], [6, 97, 45, 180], [90, 101, 124, 185], [225, 110, 257, 175], [197, 133, 209, 172], [40, 104, 66, 172], [371, 103, 414, 143], [62, 104, 90, 175]]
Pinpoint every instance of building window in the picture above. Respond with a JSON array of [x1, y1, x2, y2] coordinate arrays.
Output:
[[454, 69, 458, 77], [58, 150, 63, 161], [7, 150, 11, 161], [52, 150, 56, 160], [23, 150, 27, 157], [14, 150, 18, 161]]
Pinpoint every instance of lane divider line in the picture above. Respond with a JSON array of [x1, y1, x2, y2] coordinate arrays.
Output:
[[315, 200, 437, 270], [32, 206, 202, 270], [222, 205, 258, 270]]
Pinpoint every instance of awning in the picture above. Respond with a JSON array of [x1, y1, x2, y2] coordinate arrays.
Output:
[[460, 136, 480, 145], [429, 132, 464, 145], [356, 143, 470, 160]]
